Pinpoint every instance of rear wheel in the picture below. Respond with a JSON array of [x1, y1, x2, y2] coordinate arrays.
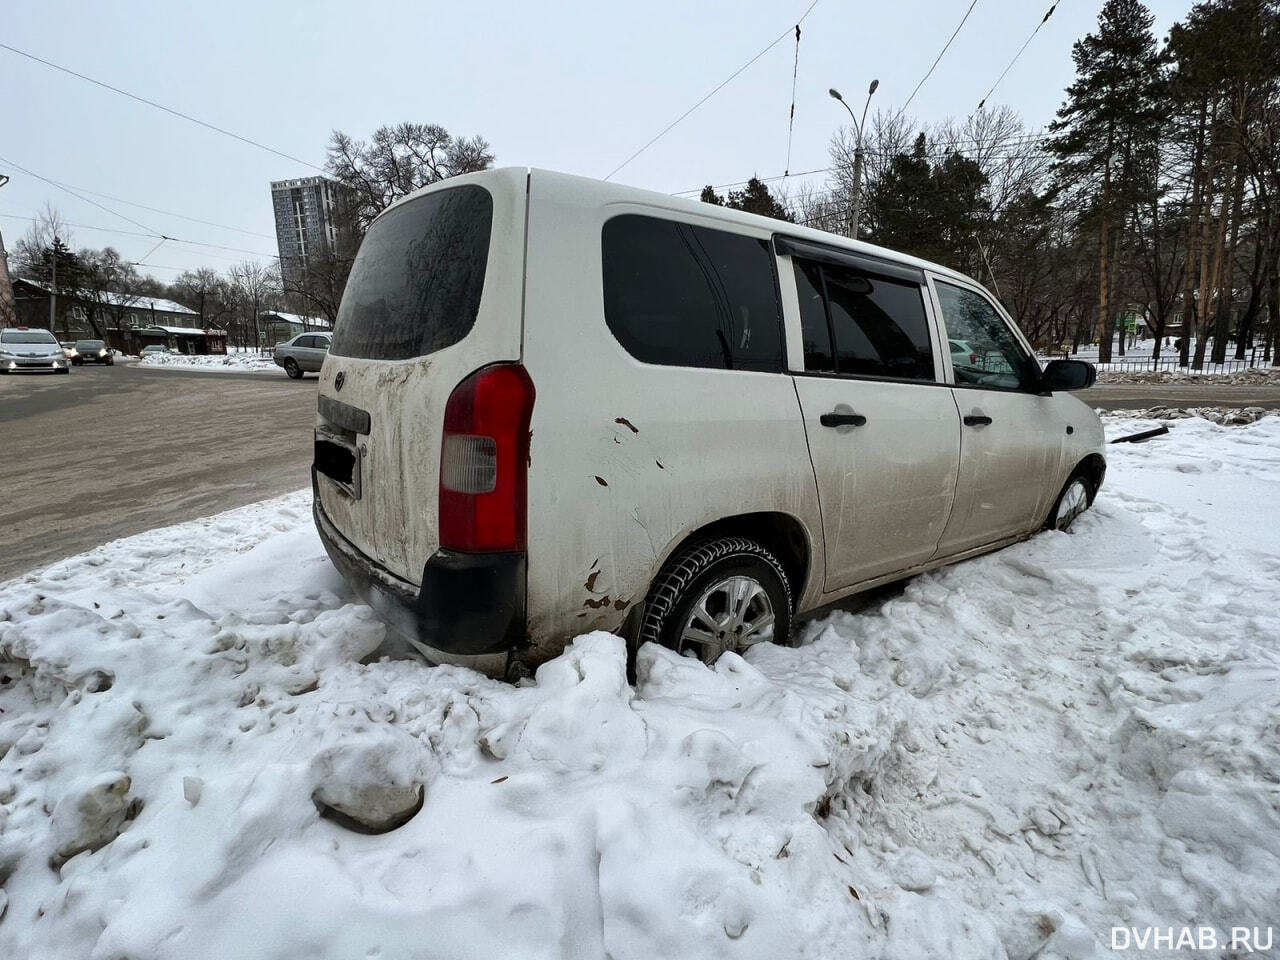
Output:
[[1047, 472, 1093, 532], [284, 358, 303, 379], [639, 537, 793, 664]]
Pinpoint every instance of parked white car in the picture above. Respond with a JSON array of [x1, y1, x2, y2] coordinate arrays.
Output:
[[312, 168, 1103, 676]]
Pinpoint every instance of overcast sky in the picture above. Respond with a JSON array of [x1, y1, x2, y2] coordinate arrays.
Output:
[[2, 0, 1189, 281]]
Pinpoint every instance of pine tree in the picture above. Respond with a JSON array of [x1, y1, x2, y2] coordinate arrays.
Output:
[[700, 178, 793, 222], [1048, 0, 1163, 363]]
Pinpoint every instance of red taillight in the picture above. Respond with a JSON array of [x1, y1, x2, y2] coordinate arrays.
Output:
[[969, 352, 979, 365], [439, 363, 535, 553]]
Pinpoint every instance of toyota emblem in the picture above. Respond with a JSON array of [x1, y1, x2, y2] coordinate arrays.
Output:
[[334, 371, 345, 392]]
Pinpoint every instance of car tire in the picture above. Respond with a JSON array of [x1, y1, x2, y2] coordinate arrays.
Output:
[[638, 536, 794, 664], [284, 358, 303, 380], [1046, 471, 1094, 532]]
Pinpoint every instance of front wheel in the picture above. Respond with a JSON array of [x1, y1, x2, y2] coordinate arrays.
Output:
[[284, 358, 303, 380], [1047, 473, 1093, 532], [639, 537, 793, 664]]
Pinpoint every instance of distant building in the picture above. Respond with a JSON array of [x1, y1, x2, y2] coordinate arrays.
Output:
[[259, 310, 331, 345], [270, 176, 354, 295], [8, 278, 223, 353]]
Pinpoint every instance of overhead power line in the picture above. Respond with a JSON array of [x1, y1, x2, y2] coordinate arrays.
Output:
[[0, 152, 160, 234], [676, 134, 1054, 196], [975, 1, 1061, 112], [898, 0, 981, 116], [0, 213, 277, 259], [604, 0, 821, 181], [45, 180, 276, 240], [0, 41, 325, 173]]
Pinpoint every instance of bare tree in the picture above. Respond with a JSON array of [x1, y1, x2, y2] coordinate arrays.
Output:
[[229, 260, 281, 349], [10, 204, 73, 277], [326, 122, 495, 231]]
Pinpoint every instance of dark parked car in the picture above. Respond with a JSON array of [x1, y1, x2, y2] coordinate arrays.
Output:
[[70, 339, 114, 365]]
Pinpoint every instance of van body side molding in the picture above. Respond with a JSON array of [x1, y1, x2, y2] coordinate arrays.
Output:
[[772, 235, 926, 284]]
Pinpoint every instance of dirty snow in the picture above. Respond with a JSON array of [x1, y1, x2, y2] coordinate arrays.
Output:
[[1, 414, 1278, 959], [135, 352, 282, 374]]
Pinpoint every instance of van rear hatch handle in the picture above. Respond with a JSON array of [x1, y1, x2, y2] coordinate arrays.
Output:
[[820, 412, 867, 428], [319, 395, 371, 435]]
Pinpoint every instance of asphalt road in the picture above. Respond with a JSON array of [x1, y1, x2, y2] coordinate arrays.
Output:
[[1, 363, 1277, 582], [0, 362, 316, 582], [1080, 382, 1280, 410]]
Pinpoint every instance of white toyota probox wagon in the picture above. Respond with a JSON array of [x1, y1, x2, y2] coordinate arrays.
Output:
[[312, 168, 1103, 676]]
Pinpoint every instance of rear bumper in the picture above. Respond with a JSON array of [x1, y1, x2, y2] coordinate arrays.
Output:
[[312, 473, 526, 660]]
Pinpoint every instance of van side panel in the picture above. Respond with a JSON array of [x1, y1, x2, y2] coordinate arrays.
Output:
[[314, 169, 528, 585], [520, 172, 825, 661]]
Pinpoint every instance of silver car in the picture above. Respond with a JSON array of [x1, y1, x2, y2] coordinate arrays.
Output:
[[273, 332, 331, 379], [0, 327, 70, 374]]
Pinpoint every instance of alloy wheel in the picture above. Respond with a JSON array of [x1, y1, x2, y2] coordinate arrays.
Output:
[[678, 574, 776, 663]]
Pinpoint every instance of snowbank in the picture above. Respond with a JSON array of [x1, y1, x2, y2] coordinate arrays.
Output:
[[1096, 366, 1280, 385], [1, 414, 1278, 959], [135, 353, 282, 375]]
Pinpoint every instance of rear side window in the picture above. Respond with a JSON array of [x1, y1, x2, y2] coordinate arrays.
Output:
[[792, 259, 935, 381], [602, 215, 783, 372], [330, 185, 492, 361]]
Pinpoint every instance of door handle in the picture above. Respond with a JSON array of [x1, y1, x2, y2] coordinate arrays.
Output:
[[820, 412, 867, 428], [963, 415, 993, 426]]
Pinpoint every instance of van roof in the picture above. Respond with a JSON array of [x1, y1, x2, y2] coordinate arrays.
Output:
[[379, 166, 981, 291]]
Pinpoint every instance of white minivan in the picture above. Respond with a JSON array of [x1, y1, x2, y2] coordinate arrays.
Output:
[[312, 168, 1104, 676]]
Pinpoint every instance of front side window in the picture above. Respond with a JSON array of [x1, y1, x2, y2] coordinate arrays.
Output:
[[602, 215, 784, 372], [791, 259, 935, 381], [330, 185, 492, 361], [934, 281, 1040, 391]]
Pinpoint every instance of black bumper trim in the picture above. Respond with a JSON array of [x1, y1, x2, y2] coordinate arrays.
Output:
[[312, 474, 525, 656]]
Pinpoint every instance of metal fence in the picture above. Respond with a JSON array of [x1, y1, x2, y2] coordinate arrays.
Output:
[[1044, 347, 1270, 375]]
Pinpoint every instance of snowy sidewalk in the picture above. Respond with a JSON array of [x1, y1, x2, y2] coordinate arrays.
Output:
[[0, 414, 1277, 959]]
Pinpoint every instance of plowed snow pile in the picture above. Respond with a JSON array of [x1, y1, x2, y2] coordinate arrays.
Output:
[[1, 414, 1277, 959], [135, 352, 279, 374]]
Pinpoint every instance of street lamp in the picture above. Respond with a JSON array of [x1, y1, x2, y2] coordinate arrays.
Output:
[[829, 79, 879, 239]]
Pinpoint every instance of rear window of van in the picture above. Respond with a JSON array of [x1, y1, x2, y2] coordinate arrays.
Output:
[[330, 185, 492, 361], [602, 215, 784, 373]]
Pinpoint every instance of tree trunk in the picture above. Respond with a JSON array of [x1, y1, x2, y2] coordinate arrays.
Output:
[[1098, 213, 1113, 364], [1212, 142, 1246, 364], [1181, 100, 1209, 368]]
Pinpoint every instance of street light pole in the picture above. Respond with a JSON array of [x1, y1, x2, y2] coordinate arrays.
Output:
[[829, 80, 879, 239], [50, 234, 58, 333]]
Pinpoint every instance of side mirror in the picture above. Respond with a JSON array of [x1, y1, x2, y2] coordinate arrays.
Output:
[[1041, 358, 1095, 391]]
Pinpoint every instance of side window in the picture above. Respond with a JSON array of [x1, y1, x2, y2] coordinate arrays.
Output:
[[795, 261, 834, 372], [934, 281, 1039, 392], [601, 215, 784, 372], [296, 335, 316, 348], [790, 258, 935, 381]]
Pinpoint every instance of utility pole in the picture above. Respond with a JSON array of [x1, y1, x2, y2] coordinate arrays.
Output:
[[829, 79, 879, 239], [50, 234, 58, 332], [0, 173, 16, 329]]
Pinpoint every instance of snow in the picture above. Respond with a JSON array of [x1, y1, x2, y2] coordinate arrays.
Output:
[[2, 413, 1278, 958], [135, 352, 284, 374]]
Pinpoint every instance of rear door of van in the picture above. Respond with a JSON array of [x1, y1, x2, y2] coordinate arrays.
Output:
[[313, 169, 528, 585]]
